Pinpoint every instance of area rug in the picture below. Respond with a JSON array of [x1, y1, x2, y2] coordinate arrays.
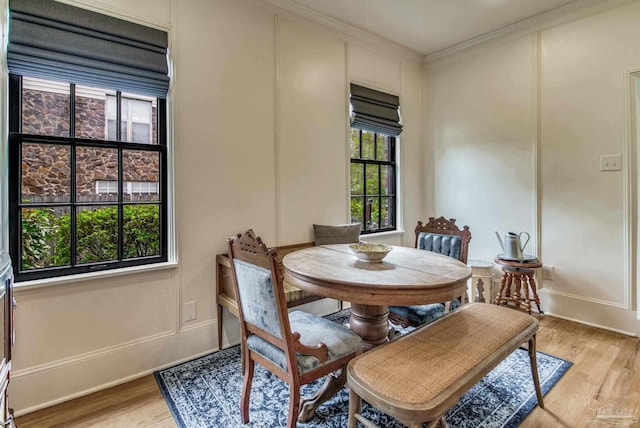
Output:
[[154, 310, 572, 428]]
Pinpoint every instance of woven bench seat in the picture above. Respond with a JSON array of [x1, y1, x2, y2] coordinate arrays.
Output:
[[347, 303, 544, 428]]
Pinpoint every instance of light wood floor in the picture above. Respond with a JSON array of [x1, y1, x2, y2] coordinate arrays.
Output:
[[14, 314, 640, 428]]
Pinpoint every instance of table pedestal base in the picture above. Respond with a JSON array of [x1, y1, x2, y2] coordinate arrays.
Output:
[[349, 303, 391, 351]]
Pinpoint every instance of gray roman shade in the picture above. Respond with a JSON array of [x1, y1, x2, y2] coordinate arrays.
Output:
[[350, 83, 402, 136], [7, 0, 169, 98]]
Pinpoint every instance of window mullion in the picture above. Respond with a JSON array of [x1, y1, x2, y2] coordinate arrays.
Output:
[[118, 148, 124, 261], [69, 84, 77, 267], [378, 163, 382, 229], [116, 92, 124, 261], [364, 163, 369, 229]]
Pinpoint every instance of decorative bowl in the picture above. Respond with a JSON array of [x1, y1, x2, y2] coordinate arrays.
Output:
[[349, 242, 393, 262]]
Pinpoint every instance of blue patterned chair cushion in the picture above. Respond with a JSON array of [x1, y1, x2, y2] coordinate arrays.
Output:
[[233, 259, 282, 339], [417, 232, 462, 260], [247, 310, 362, 374], [389, 299, 461, 326]]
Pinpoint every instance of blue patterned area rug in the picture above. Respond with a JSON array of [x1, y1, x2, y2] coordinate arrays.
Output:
[[154, 310, 571, 428]]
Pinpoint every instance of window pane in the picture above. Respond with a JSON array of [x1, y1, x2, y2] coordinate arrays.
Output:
[[106, 96, 117, 141], [75, 85, 113, 140], [76, 146, 119, 203], [21, 142, 71, 203], [350, 128, 360, 159], [76, 205, 118, 264], [380, 197, 394, 228], [350, 163, 364, 195], [22, 77, 70, 137], [366, 165, 379, 196], [123, 150, 160, 202], [376, 134, 390, 161], [361, 130, 375, 160], [21, 206, 71, 270], [130, 99, 152, 123], [381, 165, 394, 196], [123, 204, 160, 259], [365, 197, 380, 231], [132, 122, 151, 144], [122, 97, 153, 144], [107, 119, 116, 141], [351, 198, 364, 225]]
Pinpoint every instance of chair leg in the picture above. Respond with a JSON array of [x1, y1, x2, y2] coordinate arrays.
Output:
[[240, 358, 254, 423], [348, 386, 362, 428], [217, 304, 223, 351], [528, 335, 544, 409], [287, 384, 301, 428]]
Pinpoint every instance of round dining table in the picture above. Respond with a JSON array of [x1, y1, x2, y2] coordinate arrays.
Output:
[[282, 243, 472, 350]]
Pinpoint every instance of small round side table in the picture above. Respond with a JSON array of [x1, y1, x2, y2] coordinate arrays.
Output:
[[494, 257, 543, 315]]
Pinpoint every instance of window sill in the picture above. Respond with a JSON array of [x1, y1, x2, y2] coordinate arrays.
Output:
[[360, 229, 406, 239], [14, 261, 179, 293]]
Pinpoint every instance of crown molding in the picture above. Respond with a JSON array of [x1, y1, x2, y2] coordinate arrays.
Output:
[[256, 0, 424, 64], [424, 0, 635, 63], [55, 0, 173, 30]]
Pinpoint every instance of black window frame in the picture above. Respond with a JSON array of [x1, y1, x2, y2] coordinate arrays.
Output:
[[8, 74, 168, 282], [350, 128, 397, 234]]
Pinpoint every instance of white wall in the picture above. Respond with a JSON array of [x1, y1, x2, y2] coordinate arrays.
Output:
[[5, 0, 424, 414], [424, 1, 640, 335]]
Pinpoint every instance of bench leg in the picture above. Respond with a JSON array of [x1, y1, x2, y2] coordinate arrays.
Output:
[[528, 335, 545, 409], [424, 416, 448, 428], [348, 388, 362, 428]]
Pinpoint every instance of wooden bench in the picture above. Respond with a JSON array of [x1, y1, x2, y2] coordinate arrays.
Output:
[[216, 242, 325, 350], [347, 303, 543, 428]]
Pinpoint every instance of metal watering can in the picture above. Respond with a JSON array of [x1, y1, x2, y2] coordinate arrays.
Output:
[[495, 231, 530, 260]]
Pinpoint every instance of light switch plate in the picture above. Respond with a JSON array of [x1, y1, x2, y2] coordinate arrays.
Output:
[[184, 300, 197, 322], [600, 154, 622, 171]]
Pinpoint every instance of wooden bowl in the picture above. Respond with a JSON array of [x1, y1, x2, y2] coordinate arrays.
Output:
[[349, 243, 393, 262]]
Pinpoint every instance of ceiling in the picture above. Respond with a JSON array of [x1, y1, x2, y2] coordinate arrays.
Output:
[[280, 0, 580, 56]]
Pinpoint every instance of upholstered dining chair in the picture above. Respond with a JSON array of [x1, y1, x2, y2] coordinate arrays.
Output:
[[227, 229, 362, 427], [313, 223, 361, 245], [388, 217, 471, 328]]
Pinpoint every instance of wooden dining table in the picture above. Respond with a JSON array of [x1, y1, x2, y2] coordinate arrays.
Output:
[[282, 243, 472, 350]]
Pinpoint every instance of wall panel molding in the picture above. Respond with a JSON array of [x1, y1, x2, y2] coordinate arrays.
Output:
[[540, 288, 627, 309], [12, 330, 175, 378]]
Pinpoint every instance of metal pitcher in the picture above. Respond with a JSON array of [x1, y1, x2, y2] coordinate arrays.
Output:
[[495, 231, 530, 260]]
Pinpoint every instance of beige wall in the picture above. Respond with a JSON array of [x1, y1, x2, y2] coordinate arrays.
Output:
[[424, 1, 640, 335], [5, 0, 424, 413]]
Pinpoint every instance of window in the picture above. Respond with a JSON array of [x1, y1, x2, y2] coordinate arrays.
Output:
[[350, 129, 396, 232], [349, 84, 402, 234], [6, 0, 170, 281], [9, 76, 167, 280]]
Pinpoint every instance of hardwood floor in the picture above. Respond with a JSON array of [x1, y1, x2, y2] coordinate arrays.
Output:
[[14, 314, 640, 427]]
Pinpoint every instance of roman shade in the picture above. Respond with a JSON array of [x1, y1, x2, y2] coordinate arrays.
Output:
[[350, 83, 402, 136], [7, 0, 170, 97]]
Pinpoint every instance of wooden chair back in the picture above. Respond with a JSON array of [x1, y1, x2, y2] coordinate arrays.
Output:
[[414, 216, 471, 264]]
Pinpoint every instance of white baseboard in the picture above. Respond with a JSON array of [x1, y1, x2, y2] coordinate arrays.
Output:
[[11, 320, 218, 416]]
